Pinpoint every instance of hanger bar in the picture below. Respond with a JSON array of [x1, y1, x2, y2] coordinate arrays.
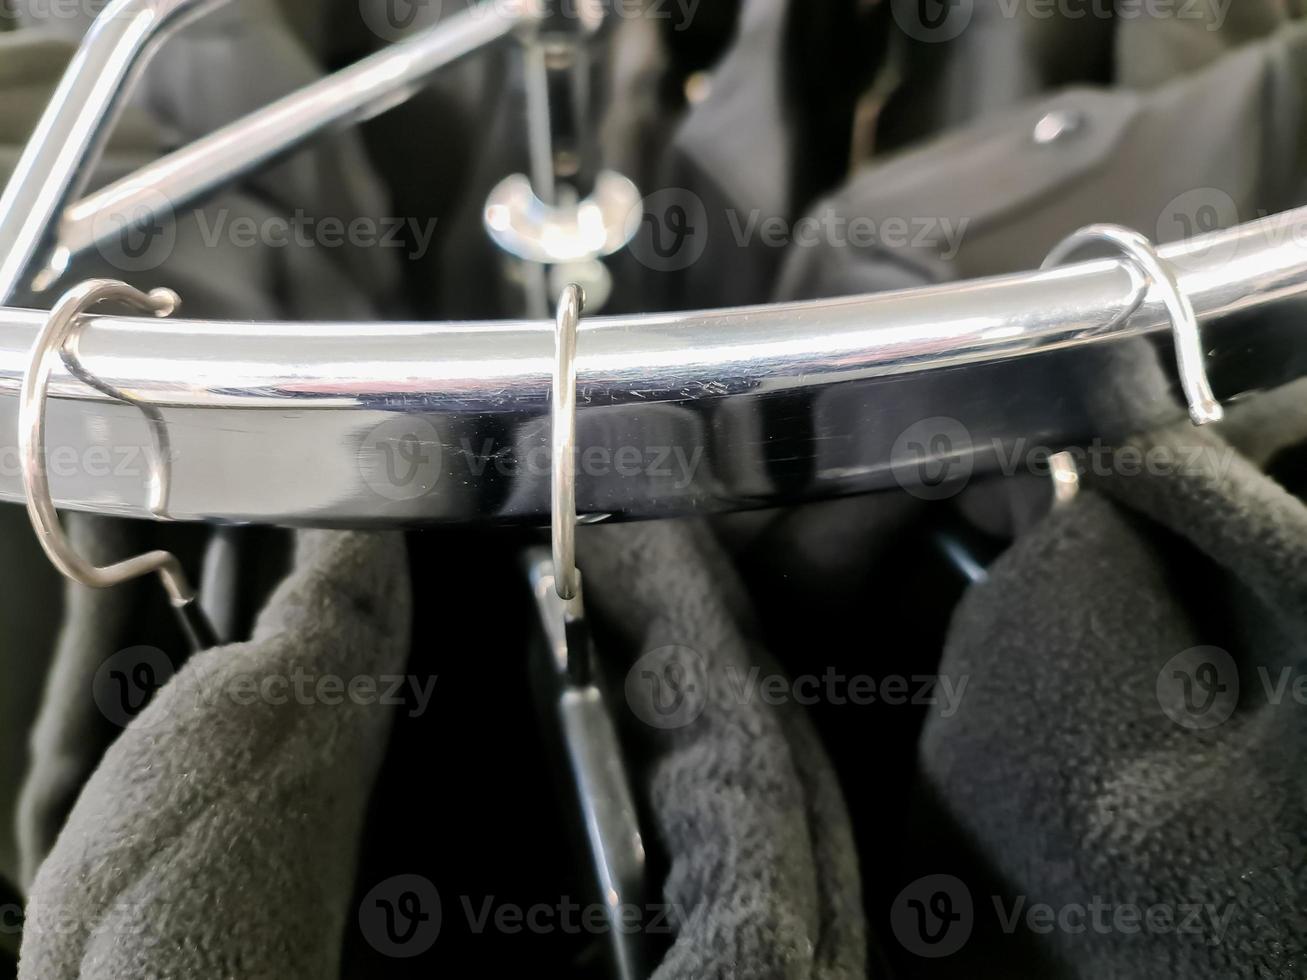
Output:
[[0, 0, 230, 304], [44, 0, 541, 281], [0, 208, 1303, 526]]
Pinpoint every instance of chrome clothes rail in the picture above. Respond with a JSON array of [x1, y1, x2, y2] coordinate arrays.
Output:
[[0, 209, 1302, 526]]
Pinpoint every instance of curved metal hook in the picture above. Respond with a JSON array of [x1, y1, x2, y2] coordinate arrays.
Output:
[[552, 282, 584, 601], [19, 279, 198, 608], [1042, 224, 1223, 426]]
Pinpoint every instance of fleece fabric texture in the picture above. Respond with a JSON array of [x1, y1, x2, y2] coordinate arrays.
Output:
[[15, 516, 209, 890], [578, 518, 866, 980], [18, 531, 411, 980], [907, 409, 1307, 978]]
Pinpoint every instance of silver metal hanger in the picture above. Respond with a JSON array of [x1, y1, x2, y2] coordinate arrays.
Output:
[[936, 225, 1223, 576], [19, 278, 217, 651], [0, 0, 544, 301], [526, 283, 650, 980], [1042, 223, 1223, 427]]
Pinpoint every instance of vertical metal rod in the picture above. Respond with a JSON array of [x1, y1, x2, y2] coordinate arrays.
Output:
[[513, 0, 604, 314], [524, 40, 558, 207], [551, 282, 583, 603]]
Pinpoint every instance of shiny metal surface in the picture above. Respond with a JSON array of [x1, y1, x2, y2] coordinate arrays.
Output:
[[49, 0, 539, 279], [0, 0, 227, 303], [551, 284, 583, 600], [527, 550, 649, 980], [19, 280, 217, 649], [20, 279, 189, 595], [503, 0, 623, 316], [1048, 451, 1081, 508], [1042, 224, 1223, 426], [483, 171, 641, 266], [0, 210, 1303, 526], [522, 0, 605, 201]]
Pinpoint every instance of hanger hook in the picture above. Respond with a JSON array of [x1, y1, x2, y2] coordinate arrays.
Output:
[[1041, 224, 1223, 427], [19, 279, 200, 609], [552, 282, 584, 601]]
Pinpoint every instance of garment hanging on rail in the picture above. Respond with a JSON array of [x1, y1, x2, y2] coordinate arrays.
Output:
[[1114, 0, 1307, 89], [872, 0, 1113, 149], [899, 380, 1307, 979], [19, 531, 410, 980], [621, 0, 887, 312], [871, 0, 1307, 150], [338, 518, 867, 979], [15, 516, 214, 890], [776, 15, 1307, 302], [577, 519, 867, 980]]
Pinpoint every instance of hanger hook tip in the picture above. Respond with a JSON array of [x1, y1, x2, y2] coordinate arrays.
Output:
[[147, 287, 180, 317]]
